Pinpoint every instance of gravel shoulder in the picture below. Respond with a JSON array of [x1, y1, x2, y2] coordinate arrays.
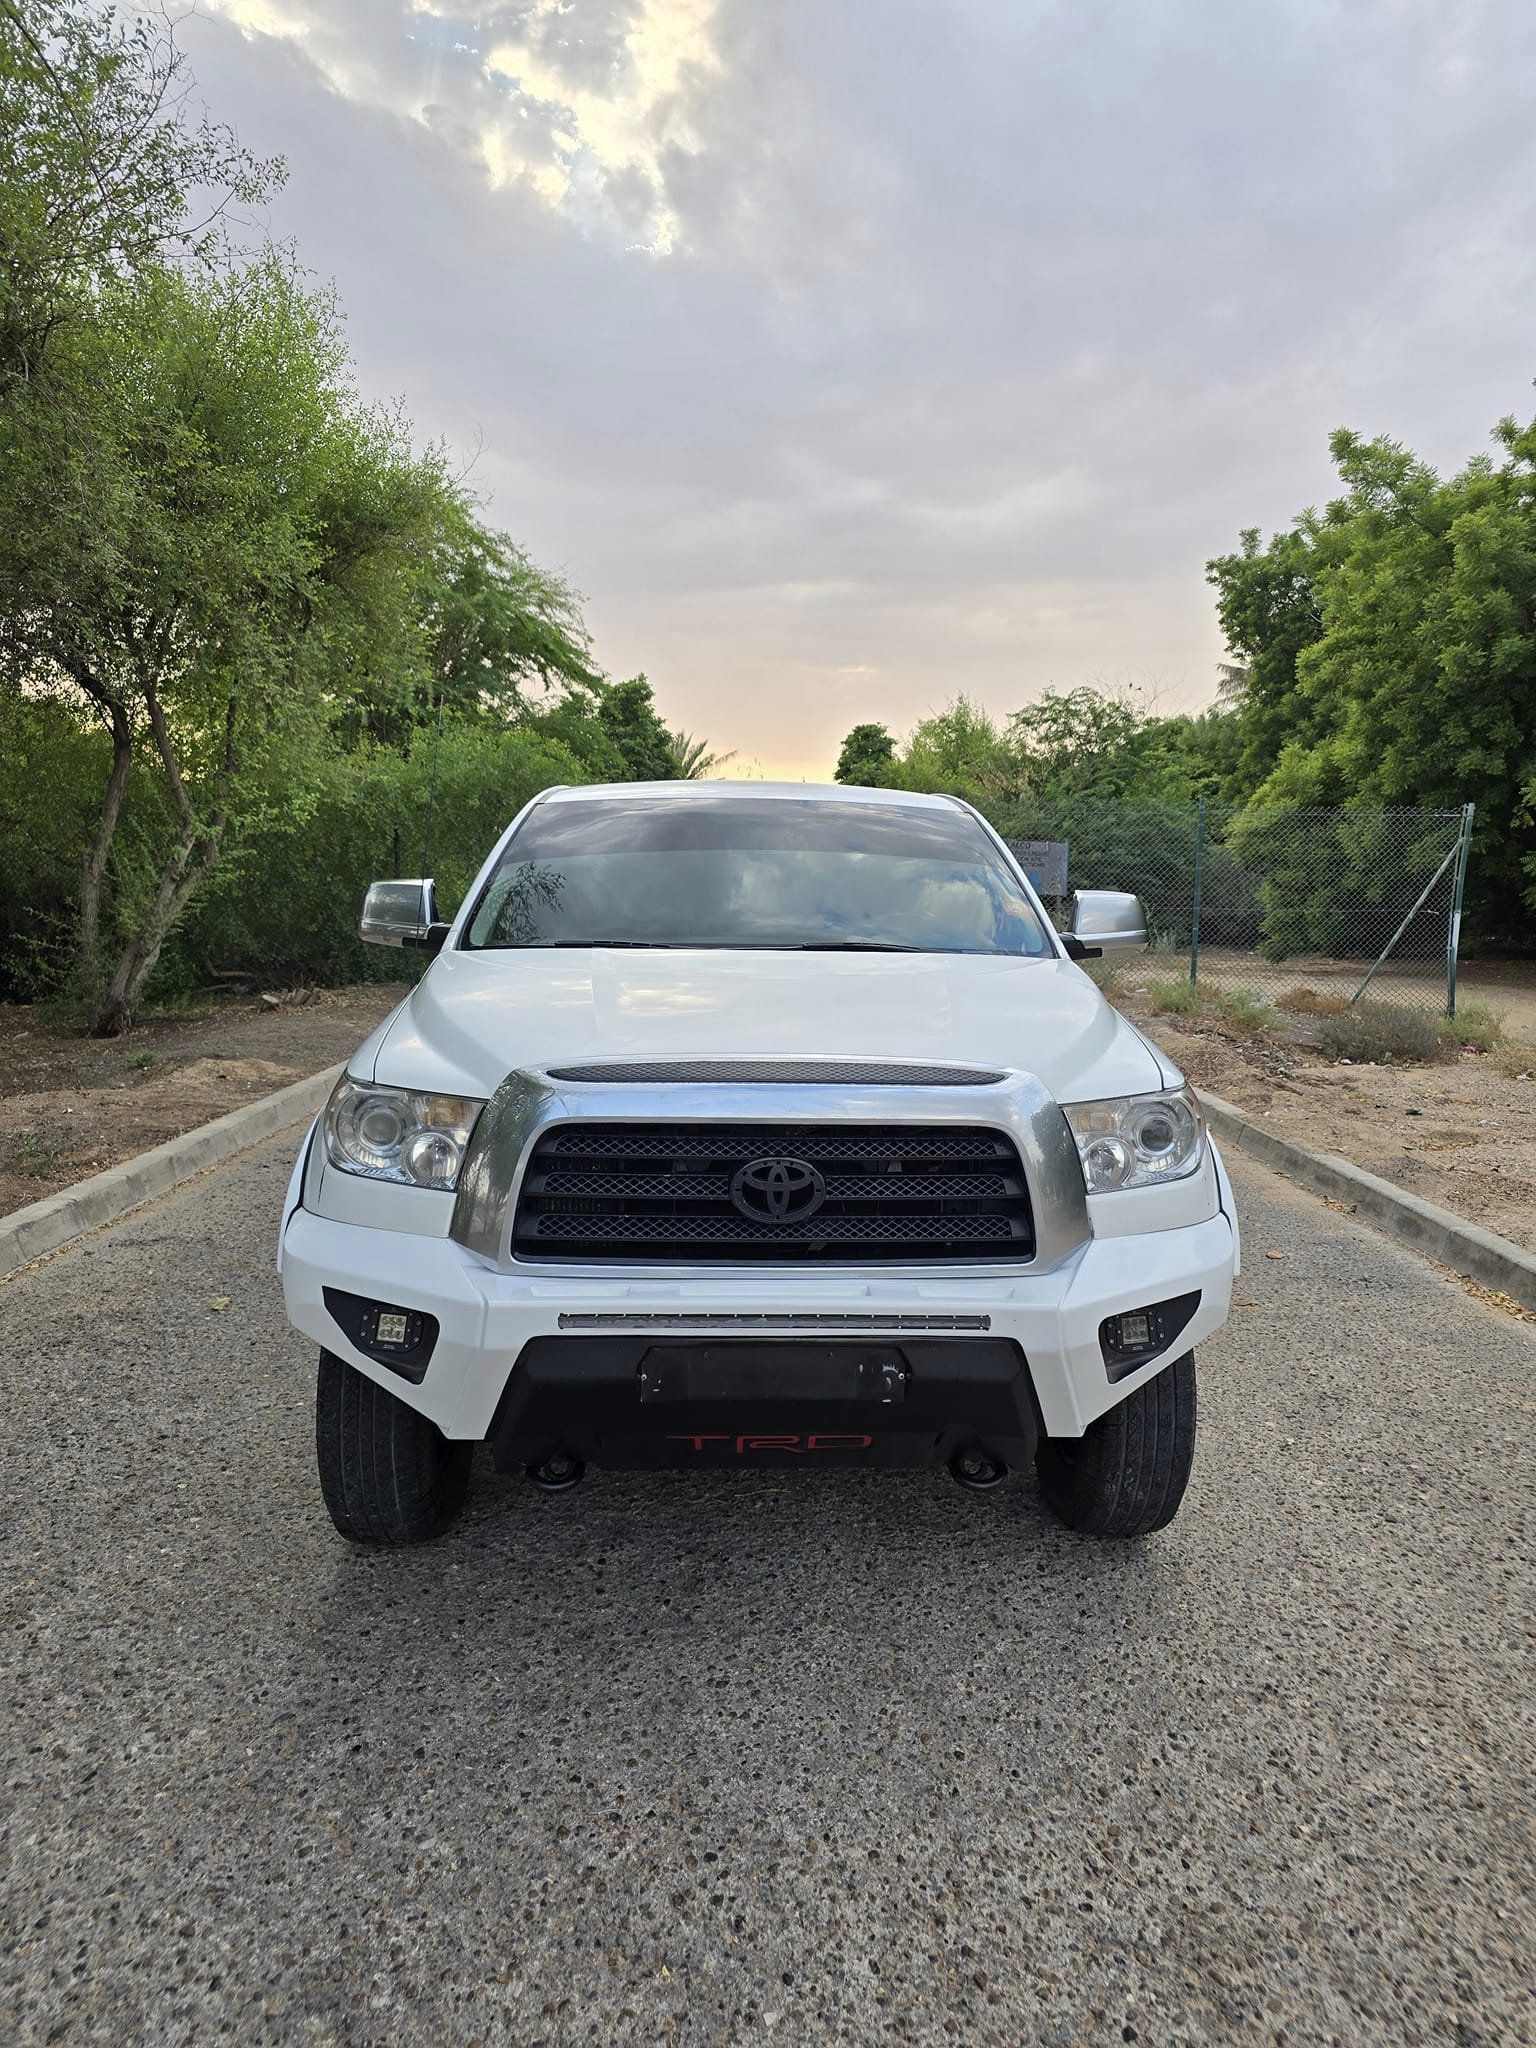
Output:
[[1, 1139, 1531, 2047], [1123, 992, 1536, 1254], [0, 985, 408, 1217]]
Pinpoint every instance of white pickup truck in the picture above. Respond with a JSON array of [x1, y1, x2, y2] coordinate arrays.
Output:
[[278, 781, 1238, 1544]]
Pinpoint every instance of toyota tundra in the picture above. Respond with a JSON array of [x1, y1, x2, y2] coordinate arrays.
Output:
[[277, 781, 1239, 1542]]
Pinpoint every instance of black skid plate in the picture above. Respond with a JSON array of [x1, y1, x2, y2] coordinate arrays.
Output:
[[487, 1337, 1038, 1473]]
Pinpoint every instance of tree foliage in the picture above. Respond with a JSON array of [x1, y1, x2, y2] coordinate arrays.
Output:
[[1209, 411, 1536, 932], [593, 675, 680, 782], [834, 721, 896, 786], [0, 0, 682, 1024], [668, 728, 737, 779], [1, 249, 460, 1028], [840, 687, 1236, 818], [0, 0, 274, 386]]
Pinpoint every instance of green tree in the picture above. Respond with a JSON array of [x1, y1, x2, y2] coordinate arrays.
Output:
[[177, 722, 591, 988], [894, 695, 1024, 807], [1214, 408, 1536, 931], [0, 252, 457, 1030], [834, 721, 896, 784], [595, 675, 679, 781], [339, 509, 597, 747], [0, 0, 274, 386], [668, 728, 737, 779], [1205, 524, 1328, 795], [1005, 687, 1143, 797], [0, 0, 632, 1023]]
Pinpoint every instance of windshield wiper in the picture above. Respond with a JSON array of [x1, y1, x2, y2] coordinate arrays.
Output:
[[796, 939, 927, 952], [543, 938, 678, 949]]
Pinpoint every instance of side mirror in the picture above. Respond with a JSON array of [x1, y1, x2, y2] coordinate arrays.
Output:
[[358, 878, 448, 952], [1068, 888, 1149, 955]]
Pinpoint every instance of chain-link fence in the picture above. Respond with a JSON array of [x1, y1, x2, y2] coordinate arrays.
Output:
[[1004, 799, 1475, 1015]]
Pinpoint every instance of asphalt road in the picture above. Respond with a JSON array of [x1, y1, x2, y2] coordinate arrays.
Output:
[[2, 1138, 1532, 2048]]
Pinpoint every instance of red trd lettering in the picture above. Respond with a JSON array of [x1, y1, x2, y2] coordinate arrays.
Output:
[[664, 1432, 876, 1454]]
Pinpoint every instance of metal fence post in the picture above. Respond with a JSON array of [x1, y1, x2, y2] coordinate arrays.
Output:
[[1446, 801, 1475, 1019], [1188, 797, 1207, 985]]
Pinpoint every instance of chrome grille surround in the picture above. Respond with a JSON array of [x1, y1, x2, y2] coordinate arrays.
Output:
[[449, 1060, 1090, 1274]]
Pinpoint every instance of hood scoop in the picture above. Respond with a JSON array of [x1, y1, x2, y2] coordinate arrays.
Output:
[[542, 1059, 1009, 1087]]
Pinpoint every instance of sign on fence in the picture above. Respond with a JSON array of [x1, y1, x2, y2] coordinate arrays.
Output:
[[1006, 839, 1069, 897]]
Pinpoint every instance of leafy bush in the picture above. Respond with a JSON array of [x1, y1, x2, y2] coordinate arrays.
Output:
[[1434, 1000, 1503, 1052], [0, 694, 113, 999], [1211, 988, 1274, 1036], [1315, 1001, 1446, 1065], [1149, 976, 1200, 1016], [168, 723, 592, 991]]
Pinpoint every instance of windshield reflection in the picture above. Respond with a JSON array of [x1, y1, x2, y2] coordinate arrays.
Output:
[[468, 848, 1049, 957]]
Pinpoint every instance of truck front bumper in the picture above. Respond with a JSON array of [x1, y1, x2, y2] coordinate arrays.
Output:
[[279, 1201, 1236, 1448]]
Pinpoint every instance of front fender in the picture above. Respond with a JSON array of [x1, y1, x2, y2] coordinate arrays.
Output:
[[276, 1117, 319, 1275], [1209, 1135, 1241, 1276]]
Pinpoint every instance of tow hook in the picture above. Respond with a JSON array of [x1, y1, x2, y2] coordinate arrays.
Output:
[[948, 1448, 1008, 1491], [527, 1450, 586, 1492]]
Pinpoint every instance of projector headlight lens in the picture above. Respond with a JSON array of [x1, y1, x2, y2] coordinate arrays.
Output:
[[324, 1077, 483, 1190], [1065, 1089, 1203, 1193]]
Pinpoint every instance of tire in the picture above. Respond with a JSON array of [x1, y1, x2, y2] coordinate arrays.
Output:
[[315, 1349, 473, 1545], [1035, 1351, 1196, 1536]]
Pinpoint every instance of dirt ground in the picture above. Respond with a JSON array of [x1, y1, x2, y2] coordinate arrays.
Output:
[[1117, 968, 1536, 1255], [0, 985, 408, 1217], [1189, 950, 1536, 1037]]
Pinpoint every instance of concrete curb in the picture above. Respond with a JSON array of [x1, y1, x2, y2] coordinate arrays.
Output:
[[0, 1065, 341, 1278], [1201, 1089, 1536, 1312]]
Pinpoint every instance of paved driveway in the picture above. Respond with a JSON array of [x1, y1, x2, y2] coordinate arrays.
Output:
[[2, 1138, 1532, 2047]]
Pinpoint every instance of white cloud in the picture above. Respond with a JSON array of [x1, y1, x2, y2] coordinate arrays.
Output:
[[205, 0, 721, 249]]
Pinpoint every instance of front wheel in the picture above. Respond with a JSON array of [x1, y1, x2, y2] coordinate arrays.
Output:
[[315, 1350, 473, 1544], [1035, 1352, 1196, 1536]]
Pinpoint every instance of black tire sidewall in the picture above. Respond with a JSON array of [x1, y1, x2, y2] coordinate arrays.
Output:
[[1036, 1352, 1197, 1537], [315, 1349, 472, 1545]]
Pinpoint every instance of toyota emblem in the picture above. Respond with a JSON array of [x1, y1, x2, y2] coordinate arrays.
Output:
[[730, 1156, 827, 1224]]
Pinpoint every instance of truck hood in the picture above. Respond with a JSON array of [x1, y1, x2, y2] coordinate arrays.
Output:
[[362, 949, 1173, 1105]]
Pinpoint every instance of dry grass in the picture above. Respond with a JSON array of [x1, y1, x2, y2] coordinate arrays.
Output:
[[1490, 1036, 1536, 1079], [1274, 984, 1351, 1017], [1316, 1000, 1447, 1066]]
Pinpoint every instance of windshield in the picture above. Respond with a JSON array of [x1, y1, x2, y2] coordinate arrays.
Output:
[[463, 794, 1054, 956]]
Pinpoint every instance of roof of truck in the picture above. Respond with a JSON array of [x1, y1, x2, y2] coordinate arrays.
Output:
[[541, 780, 962, 808]]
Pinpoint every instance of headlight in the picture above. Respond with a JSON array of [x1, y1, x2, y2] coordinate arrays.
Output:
[[323, 1076, 484, 1190], [1064, 1088, 1204, 1193]]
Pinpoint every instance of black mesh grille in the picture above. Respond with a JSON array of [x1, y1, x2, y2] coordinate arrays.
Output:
[[512, 1123, 1034, 1264]]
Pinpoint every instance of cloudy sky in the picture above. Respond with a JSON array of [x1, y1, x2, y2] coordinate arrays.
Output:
[[182, 0, 1536, 778]]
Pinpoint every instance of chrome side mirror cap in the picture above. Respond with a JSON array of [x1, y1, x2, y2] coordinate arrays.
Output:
[[1068, 888, 1148, 954], [359, 878, 445, 951]]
